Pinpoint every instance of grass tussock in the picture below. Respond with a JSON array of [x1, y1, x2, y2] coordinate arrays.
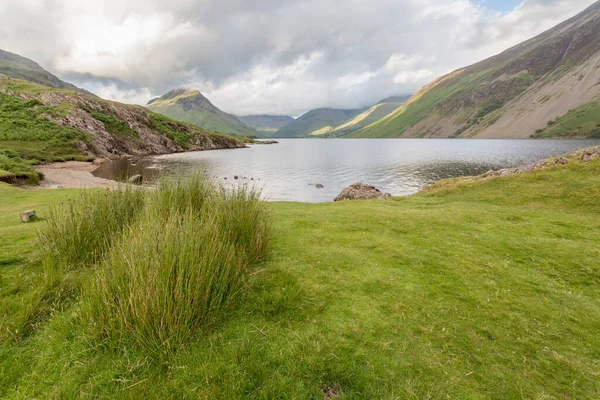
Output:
[[38, 186, 146, 271], [37, 174, 269, 352]]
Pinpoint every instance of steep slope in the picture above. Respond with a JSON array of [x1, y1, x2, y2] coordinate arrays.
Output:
[[353, 1, 600, 139], [147, 88, 259, 137], [324, 95, 410, 137], [275, 108, 363, 138], [0, 48, 92, 95], [236, 115, 294, 135], [0, 76, 245, 181]]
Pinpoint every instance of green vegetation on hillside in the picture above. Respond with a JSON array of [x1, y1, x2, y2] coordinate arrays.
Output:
[[0, 89, 91, 181], [0, 48, 91, 94], [533, 99, 600, 138], [351, 68, 498, 138], [327, 98, 408, 137], [147, 89, 259, 137], [1, 153, 599, 398], [80, 107, 138, 138], [275, 108, 363, 138], [0, 77, 246, 182]]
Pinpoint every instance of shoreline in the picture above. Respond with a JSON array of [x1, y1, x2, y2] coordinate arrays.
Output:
[[34, 161, 119, 190]]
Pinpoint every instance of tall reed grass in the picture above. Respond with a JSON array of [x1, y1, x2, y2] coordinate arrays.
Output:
[[38, 186, 145, 271], [55, 174, 271, 352]]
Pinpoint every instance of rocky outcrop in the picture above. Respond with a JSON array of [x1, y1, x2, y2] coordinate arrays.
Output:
[[334, 183, 391, 201], [34, 91, 246, 158]]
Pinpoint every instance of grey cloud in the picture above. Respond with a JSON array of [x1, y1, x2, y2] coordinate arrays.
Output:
[[0, 0, 596, 115]]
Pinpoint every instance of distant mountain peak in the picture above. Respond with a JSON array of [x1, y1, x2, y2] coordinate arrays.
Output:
[[147, 87, 259, 137]]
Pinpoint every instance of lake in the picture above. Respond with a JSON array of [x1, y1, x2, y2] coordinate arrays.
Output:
[[92, 139, 600, 202]]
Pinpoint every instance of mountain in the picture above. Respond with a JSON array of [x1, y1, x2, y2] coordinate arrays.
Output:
[[147, 88, 259, 137], [0, 75, 245, 176], [324, 95, 411, 137], [236, 115, 294, 135], [0, 48, 92, 95], [353, 1, 600, 139], [274, 108, 364, 138]]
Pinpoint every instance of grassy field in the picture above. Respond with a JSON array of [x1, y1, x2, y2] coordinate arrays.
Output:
[[1, 156, 599, 398]]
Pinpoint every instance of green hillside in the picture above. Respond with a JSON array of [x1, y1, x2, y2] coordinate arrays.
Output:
[[236, 115, 294, 135], [533, 99, 600, 138], [353, 1, 600, 138], [0, 77, 244, 183], [0, 48, 92, 95], [326, 95, 410, 137], [147, 88, 259, 137], [274, 108, 363, 138]]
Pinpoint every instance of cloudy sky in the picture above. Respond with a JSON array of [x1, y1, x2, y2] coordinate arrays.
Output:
[[0, 0, 596, 116]]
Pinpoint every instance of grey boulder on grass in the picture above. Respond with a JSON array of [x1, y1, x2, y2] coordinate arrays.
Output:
[[334, 182, 391, 201]]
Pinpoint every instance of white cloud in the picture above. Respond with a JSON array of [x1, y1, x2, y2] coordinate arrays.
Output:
[[0, 0, 596, 115]]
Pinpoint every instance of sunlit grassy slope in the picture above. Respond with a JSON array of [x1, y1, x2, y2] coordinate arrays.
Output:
[[1, 154, 599, 398], [534, 99, 600, 138]]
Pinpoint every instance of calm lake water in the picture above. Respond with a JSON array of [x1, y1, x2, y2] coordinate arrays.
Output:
[[92, 139, 600, 202]]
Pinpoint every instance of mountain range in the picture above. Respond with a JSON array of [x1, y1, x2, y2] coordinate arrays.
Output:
[[236, 115, 295, 135], [2, 1, 600, 145], [351, 1, 600, 139]]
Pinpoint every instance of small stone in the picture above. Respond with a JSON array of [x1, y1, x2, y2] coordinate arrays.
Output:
[[234, 175, 239, 180], [316, 184, 324, 189], [128, 174, 143, 184], [20, 210, 36, 223]]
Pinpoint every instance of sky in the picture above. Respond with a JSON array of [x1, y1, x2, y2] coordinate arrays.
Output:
[[0, 0, 596, 116]]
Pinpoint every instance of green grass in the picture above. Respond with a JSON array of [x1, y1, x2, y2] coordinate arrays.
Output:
[[0, 149, 42, 184], [533, 100, 600, 138], [0, 90, 90, 165], [81, 107, 138, 138], [1, 157, 599, 398], [35, 174, 269, 354], [146, 111, 193, 148]]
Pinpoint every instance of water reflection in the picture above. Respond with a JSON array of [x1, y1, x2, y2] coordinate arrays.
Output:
[[92, 139, 600, 202]]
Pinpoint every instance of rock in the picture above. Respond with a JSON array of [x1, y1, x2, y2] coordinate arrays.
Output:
[[20, 210, 36, 223], [316, 184, 324, 189], [334, 182, 391, 201], [128, 174, 143, 184], [234, 175, 239, 180]]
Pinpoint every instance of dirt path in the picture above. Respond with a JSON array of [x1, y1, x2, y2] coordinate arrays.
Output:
[[35, 161, 119, 190]]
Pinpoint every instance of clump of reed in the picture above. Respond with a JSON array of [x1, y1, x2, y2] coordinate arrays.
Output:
[[38, 173, 270, 352], [38, 186, 146, 271]]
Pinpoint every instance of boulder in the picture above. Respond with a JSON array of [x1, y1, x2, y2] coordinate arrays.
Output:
[[128, 174, 143, 184], [316, 184, 324, 189], [334, 183, 391, 201]]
